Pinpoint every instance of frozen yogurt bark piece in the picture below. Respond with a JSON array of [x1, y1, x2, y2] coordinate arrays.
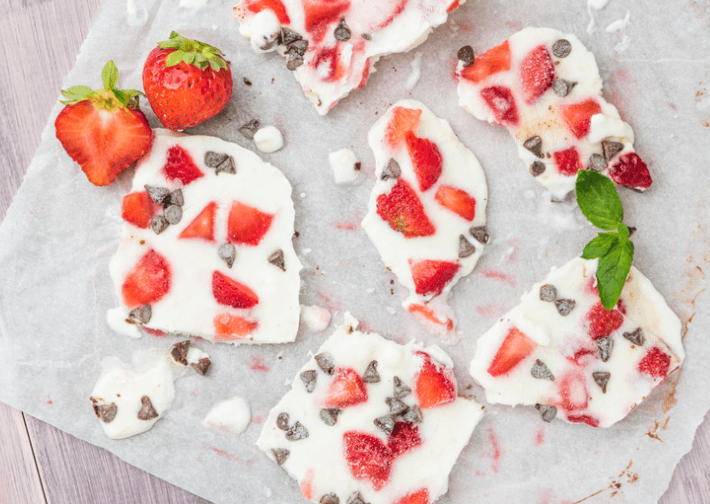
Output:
[[234, 0, 463, 114], [258, 314, 483, 504], [108, 130, 301, 344], [456, 27, 653, 199], [469, 257, 684, 428], [362, 100, 488, 340]]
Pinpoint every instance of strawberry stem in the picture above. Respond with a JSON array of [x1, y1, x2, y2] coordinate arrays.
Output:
[[158, 31, 228, 72]]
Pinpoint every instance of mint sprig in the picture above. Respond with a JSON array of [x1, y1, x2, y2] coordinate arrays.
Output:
[[576, 170, 634, 310]]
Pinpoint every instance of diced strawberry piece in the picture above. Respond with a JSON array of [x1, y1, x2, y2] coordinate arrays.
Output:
[[393, 489, 431, 504], [388, 422, 422, 457], [405, 132, 443, 192], [311, 46, 347, 83], [163, 145, 204, 185], [446, 0, 460, 12], [179, 202, 216, 241], [325, 367, 368, 408], [410, 260, 460, 297], [567, 414, 600, 427], [415, 351, 456, 409], [487, 327, 537, 377], [520, 45, 555, 105], [227, 201, 274, 246], [243, 0, 291, 24], [122, 249, 171, 308], [121, 191, 155, 229], [554, 147, 583, 176], [608, 152, 653, 190], [142, 327, 166, 337], [386, 107, 422, 148], [459, 40, 511, 84], [480, 86, 519, 126], [356, 63, 371, 90], [638, 346, 672, 378], [303, 0, 350, 41], [586, 302, 624, 339], [343, 432, 393, 491], [407, 304, 455, 332], [571, 347, 596, 366], [435, 185, 477, 221], [212, 271, 259, 309], [559, 371, 588, 411], [560, 99, 602, 139], [214, 313, 258, 340], [376, 180, 436, 238]]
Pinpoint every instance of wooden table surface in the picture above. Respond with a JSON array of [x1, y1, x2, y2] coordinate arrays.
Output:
[[1, 0, 709, 503]]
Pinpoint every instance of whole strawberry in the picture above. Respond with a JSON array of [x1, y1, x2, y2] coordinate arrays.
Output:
[[143, 31, 233, 130], [55, 61, 153, 186]]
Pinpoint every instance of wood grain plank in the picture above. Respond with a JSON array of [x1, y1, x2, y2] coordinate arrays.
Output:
[[0, 402, 47, 504]]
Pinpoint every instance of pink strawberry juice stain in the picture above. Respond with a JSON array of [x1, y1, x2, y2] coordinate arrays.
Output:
[[480, 269, 516, 285], [250, 355, 270, 372], [488, 428, 501, 473], [535, 426, 545, 446]]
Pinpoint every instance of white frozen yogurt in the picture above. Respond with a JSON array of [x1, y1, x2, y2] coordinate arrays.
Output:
[[254, 125, 285, 153], [328, 148, 361, 185], [203, 396, 252, 434]]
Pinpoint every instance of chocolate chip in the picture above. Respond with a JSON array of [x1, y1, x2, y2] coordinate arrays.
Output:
[[554, 298, 576, 316], [393, 376, 411, 398], [259, 37, 278, 51], [347, 492, 368, 504], [361, 33, 372, 41], [381, 158, 401, 180], [127, 305, 152, 324], [320, 408, 341, 426], [288, 39, 309, 57], [272, 447, 289, 465], [218, 243, 236, 268], [362, 360, 380, 383], [623, 327, 644, 346], [530, 161, 546, 176], [597, 337, 614, 362], [523, 136, 544, 158], [279, 28, 302, 46], [286, 54, 304, 71], [286, 421, 309, 441], [171, 340, 191, 365], [628, 226, 636, 237], [386, 397, 409, 416], [151, 215, 169, 235], [602, 140, 624, 161], [531, 359, 555, 381], [334, 17, 351, 41], [593, 371, 611, 393], [470, 225, 490, 245], [137, 395, 159, 421], [276, 412, 290, 431], [457, 45, 475, 67], [268, 249, 286, 271], [204, 151, 229, 168], [552, 39, 572, 58], [588, 153, 607, 172], [354, 162, 361, 171], [459, 235, 476, 258], [238, 119, 260, 140], [243, 77, 252, 86], [164, 205, 182, 225], [400, 405, 422, 424], [374, 414, 395, 435], [91, 400, 117, 423], [539, 284, 557, 302], [191, 358, 211, 376], [216, 156, 236, 175], [300, 370, 317, 393], [144, 185, 170, 204], [552, 78, 575, 97], [535, 404, 557, 423], [320, 494, 340, 504], [315, 353, 335, 374]]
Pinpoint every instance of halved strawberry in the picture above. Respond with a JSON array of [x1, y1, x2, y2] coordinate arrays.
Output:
[[325, 367, 368, 408], [608, 152, 653, 190], [388, 422, 422, 457], [638, 346, 671, 378], [343, 432, 393, 491], [405, 132, 443, 192], [558, 371, 588, 411], [212, 271, 259, 309], [459, 40, 511, 84], [214, 313, 258, 340], [410, 260, 460, 297], [242, 0, 291, 24], [435, 185, 477, 221], [480, 86, 519, 126], [303, 0, 350, 41], [586, 302, 624, 339], [163, 145, 204, 185], [414, 351, 456, 409], [567, 414, 600, 427], [122, 249, 171, 308], [376, 180, 435, 238], [487, 327, 537, 377], [179, 202, 216, 241], [393, 489, 431, 504], [560, 99, 602, 139], [520, 45, 555, 105], [121, 191, 156, 228], [227, 201, 274, 246], [386, 107, 422, 148], [554, 147, 583, 176]]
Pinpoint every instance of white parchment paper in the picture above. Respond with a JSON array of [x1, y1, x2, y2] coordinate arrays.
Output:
[[1, 0, 709, 503]]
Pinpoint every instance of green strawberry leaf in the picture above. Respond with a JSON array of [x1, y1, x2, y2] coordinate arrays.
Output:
[[182, 52, 195, 65], [596, 239, 634, 310], [111, 88, 129, 107], [165, 50, 186, 67], [102, 61, 119, 90], [60, 86, 94, 104], [581, 232, 618, 260], [576, 170, 624, 230]]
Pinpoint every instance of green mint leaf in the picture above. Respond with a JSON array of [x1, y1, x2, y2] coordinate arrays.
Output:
[[596, 239, 634, 310], [102, 61, 119, 90], [576, 170, 623, 230], [581, 232, 618, 260], [617, 223, 630, 242], [165, 50, 185, 67]]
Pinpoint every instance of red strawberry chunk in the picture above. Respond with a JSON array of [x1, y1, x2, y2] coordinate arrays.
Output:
[[560, 99, 602, 139], [435, 185, 477, 221], [212, 271, 259, 309], [554, 147, 583, 176], [163, 145, 204, 185], [386, 107, 422, 148], [227, 201, 274, 246], [121, 191, 156, 229], [311, 46, 348, 83], [325, 368, 368, 408], [567, 414, 600, 427], [480, 86, 519, 126], [376, 180, 435, 238], [405, 132, 443, 192], [520, 45, 555, 105], [446, 0, 460, 12], [343, 432, 393, 491], [303, 0, 350, 41], [122, 249, 172, 308], [243, 0, 291, 24], [487, 327, 537, 377], [559, 371, 588, 411], [410, 260, 460, 297], [393, 489, 430, 504], [179, 202, 216, 241], [408, 303, 455, 332], [638, 346, 671, 378], [608, 152, 653, 189], [459, 40, 511, 84], [415, 351, 456, 409], [214, 313, 258, 340], [586, 302, 624, 339], [388, 422, 422, 457]]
